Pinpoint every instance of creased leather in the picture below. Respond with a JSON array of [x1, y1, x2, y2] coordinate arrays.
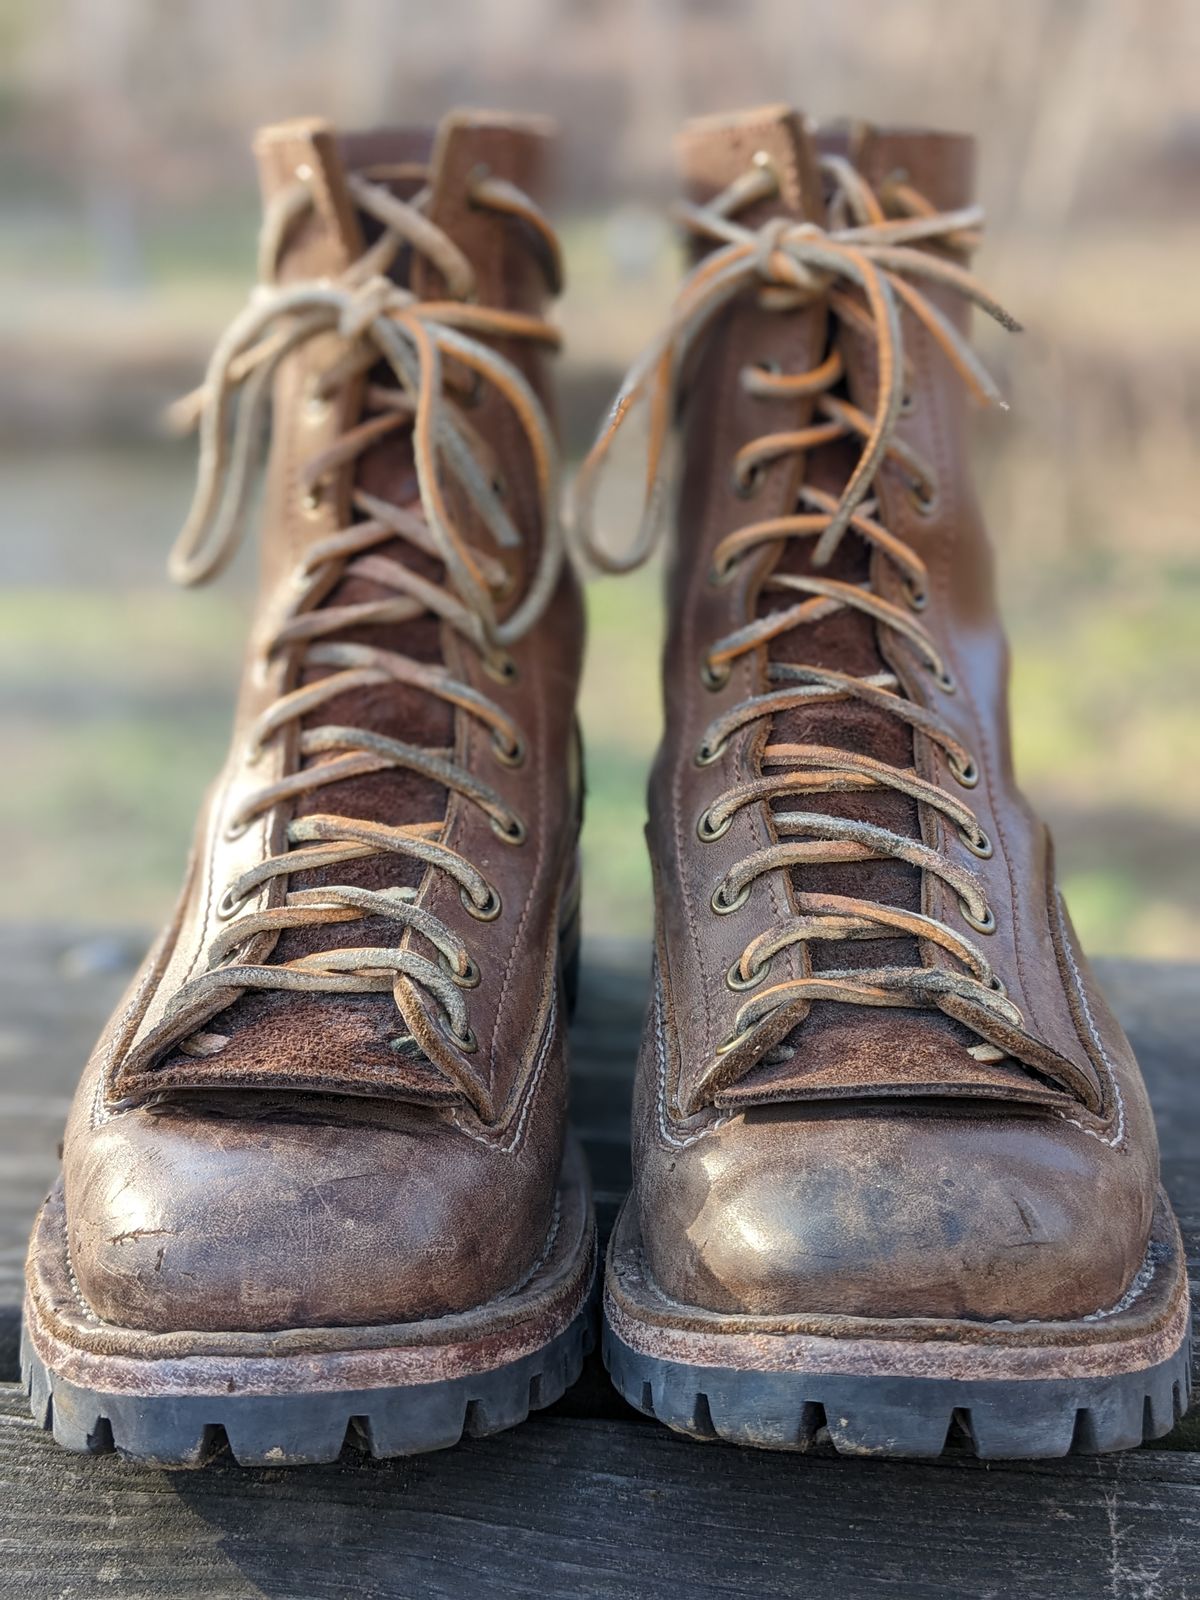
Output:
[[54, 113, 584, 1333], [631, 107, 1162, 1324]]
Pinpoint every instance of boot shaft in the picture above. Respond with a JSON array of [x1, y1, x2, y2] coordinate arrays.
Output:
[[111, 112, 583, 1119], [579, 105, 1126, 1122]]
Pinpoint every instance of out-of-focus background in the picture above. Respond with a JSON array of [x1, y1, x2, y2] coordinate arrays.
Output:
[[2, 0, 1197, 958]]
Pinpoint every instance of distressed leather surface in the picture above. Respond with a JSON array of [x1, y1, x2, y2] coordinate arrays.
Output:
[[54, 114, 585, 1333], [632, 107, 1162, 1323]]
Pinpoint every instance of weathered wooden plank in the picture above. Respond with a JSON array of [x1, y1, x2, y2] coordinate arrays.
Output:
[[0, 1385, 1198, 1600]]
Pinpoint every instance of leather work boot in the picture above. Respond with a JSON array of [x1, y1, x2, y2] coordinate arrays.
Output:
[[23, 113, 595, 1465], [577, 106, 1191, 1457]]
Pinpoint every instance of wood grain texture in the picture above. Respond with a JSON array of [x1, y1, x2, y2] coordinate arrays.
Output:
[[0, 927, 1197, 1598], [2, 1386, 1200, 1600]]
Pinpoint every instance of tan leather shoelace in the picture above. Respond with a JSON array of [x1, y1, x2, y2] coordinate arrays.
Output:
[[575, 154, 1025, 1086], [163, 168, 563, 1057]]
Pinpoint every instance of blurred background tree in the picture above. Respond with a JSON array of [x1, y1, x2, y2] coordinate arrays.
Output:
[[1, 0, 1197, 957]]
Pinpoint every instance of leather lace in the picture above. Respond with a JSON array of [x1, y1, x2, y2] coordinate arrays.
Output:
[[164, 167, 563, 1057], [575, 153, 1025, 1069]]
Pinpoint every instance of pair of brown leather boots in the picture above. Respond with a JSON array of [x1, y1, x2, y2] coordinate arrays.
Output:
[[23, 106, 1190, 1466]]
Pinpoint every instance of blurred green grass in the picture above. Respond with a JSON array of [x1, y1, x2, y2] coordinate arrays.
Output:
[[2, 205, 1197, 959], [3, 494, 1197, 959]]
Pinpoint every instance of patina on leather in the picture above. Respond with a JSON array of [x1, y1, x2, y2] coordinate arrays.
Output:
[[58, 113, 585, 1333], [580, 106, 1161, 1323]]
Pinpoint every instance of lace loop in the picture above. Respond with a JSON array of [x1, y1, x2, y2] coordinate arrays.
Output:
[[577, 155, 1023, 1080], [160, 168, 564, 1063]]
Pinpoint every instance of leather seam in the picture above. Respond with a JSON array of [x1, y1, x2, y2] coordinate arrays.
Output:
[[1051, 888, 1126, 1150], [499, 1196, 561, 1302], [653, 962, 726, 1149], [451, 982, 558, 1154], [59, 1188, 566, 1334], [63, 1236, 101, 1325], [629, 1228, 1162, 1328]]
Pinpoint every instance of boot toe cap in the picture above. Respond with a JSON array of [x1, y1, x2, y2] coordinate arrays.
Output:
[[642, 1111, 1152, 1322], [65, 1104, 555, 1333]]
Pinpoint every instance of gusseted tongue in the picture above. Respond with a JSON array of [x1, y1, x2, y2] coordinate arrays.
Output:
[[676, 109, 1092, 1114], [145, 116, 551, 1106]]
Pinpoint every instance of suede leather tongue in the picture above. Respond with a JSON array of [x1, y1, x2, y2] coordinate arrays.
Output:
[[680, 111, 1024, 1109], [157, 125, 473, 1103]]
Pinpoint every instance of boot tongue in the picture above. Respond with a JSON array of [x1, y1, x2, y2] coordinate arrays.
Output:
[[254, 118, 363, 280], [847, 123, 976, 213], [680, 114, 998, 1107], [677, 103, 824, 221], [154, 119, 496, 1103]]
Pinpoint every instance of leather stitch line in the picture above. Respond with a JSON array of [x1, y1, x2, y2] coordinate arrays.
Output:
[[59, 1188, 566, 1332], [63, 1236, 102, 1325], [498, 1195, 561, 1302], [1052, 889, 1126, 1149], [654, 964, 726, 1149], [669, 449, 714, 1062], [635, 1228, 1162, 1327], [452, 982, 558, 1155]]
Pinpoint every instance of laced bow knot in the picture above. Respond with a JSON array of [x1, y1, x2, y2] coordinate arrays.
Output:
[[335, 272, 406, 339], [155, 166, 566, 1092]]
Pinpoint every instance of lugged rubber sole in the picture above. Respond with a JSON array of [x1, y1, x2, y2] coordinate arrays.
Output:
[[603, 1189, 1192, 1459], [22, 1307, 593, 1467], [23, 1135, 595, 1467]]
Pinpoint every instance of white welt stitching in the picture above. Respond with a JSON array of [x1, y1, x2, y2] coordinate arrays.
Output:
[[654, 964, 726, 1150], [499, 1195, 561, 1301], [1053, 890, 1126, 1150], [453, 985, 558, 1155]]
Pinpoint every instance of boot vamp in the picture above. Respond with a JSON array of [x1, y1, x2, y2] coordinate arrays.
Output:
[[637, 1102, 1154, 1323], [63, 1084, 563, 1333]]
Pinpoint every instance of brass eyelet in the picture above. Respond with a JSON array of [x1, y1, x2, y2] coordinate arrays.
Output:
[[483, 652, 519, 686], [929, 663, 957, 694], [304, 379, 331, 424], [988, 973, 1007, 996], [715, 1023, 757, 1056], [491, 728, 526, 768], [902, 578, 928, 612], [726, 956, 770, 991], [491, 812, 526, 846], [439, 951, 481, 989], [216, 885, 250, 921], [741, 357, 782, 394], [711, 880, 751, 916], [961, 826, 994, 860], [697, 808, 733, 843], [301, 484, 324, 516], [961, 900, 996, 935], [751, 149, 781, 193], [489, 564, 517, 602], [899, 390, 916, 416], [730, 460, 766, 500], [462, 884, 502, 921], [948, 752, 979, 788], [223, 816, 251, 842], [905, 476, 938, 517], [695, 736, 729, 767], [708, 557, 739, 587], [700, 658, 731, 692], [465, 162, 492, 204], [441, 1018, 478, 1054]]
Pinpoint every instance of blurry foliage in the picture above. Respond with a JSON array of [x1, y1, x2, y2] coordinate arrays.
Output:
[[0, 0, 1197, 958]]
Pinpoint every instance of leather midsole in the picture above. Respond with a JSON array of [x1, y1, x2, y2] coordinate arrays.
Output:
[[604, 1187, 1190, 1383], [25, 1135, 594, 1396]]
